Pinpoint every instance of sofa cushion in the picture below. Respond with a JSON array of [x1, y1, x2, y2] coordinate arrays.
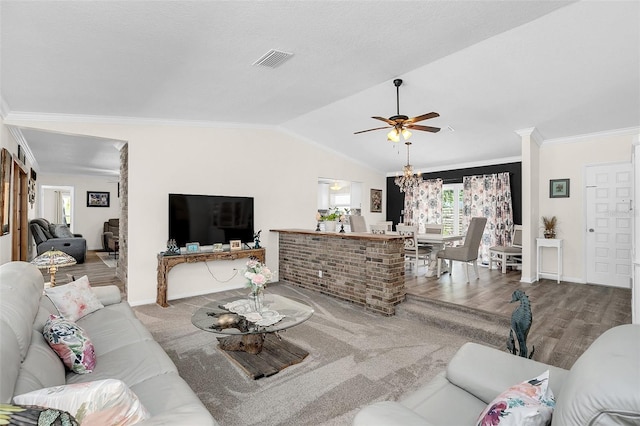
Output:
[[43, 315, 96, 374], [13, 379, 150, 425], [49, 223, 74, 238], [45, 276, 104, 321], [13, 330, 66, 396], [475, 370, 555, 426], [553, 324, 640, 425], [31, 218, 53, 239]]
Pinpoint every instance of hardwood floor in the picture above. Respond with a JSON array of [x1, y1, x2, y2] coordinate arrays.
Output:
[[405, 262, 632, 368], [45, 251, 632, 369]]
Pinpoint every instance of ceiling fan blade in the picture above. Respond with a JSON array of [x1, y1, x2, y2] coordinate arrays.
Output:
[[354, 126, 392, 135], [406, 124, 441, 133], [405, 112, 439, 124], [372, 116, 397, 125]]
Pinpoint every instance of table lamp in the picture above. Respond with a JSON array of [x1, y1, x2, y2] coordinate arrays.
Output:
[[30, 248, 77, 287]]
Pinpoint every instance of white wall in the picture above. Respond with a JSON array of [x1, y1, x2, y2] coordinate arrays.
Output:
[[3, 120, 385, 305], [37, 175, 119, 251], [538, 131, 636, 283]]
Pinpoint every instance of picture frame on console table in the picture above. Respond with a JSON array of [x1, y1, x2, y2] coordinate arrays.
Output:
[[212, 243, 223, 252], [229, 240, 241, 251], [186, 242, 200, 253]]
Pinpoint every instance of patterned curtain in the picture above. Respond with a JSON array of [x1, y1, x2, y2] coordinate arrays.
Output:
[[403, 179, 443, 232], [462, 172, 513, 263]]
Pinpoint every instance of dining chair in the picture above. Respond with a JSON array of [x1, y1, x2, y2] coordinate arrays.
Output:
[[436, 217, 487, 282], [420, 223, 443, 251], [397, 224, 430, 275], [370, 223, 388, 234], [489, 225, 523, 273], [349, 215, 368, 233]]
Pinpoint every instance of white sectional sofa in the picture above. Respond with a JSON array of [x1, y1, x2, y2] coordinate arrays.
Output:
[[0, 261, 217, 425], [354, 323, 640, 425]]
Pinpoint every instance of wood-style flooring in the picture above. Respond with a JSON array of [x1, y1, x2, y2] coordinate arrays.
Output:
[[46, 251, 632, 369]]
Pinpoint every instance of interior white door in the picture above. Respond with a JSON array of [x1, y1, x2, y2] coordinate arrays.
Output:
[[586, 163, 633, 287]]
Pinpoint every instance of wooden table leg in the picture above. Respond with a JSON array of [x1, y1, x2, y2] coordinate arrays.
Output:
[[217, 334, 265, 354]]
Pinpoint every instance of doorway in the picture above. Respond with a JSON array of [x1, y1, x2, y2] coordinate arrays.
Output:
[[40, 186, 74, 230], [11, 161, 28, 260], [585, 162, 633, 288]]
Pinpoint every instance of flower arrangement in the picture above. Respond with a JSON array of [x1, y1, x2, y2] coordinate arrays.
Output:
[[244, 257, 272, 294], [542, 216, 557, 239], [316, 207, 349, 222]]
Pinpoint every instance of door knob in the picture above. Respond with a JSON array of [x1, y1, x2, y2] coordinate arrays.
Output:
[[589, 228, 594, 232]]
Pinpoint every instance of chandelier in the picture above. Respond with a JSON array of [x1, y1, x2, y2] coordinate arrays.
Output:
[[394, 142, 422, 193]]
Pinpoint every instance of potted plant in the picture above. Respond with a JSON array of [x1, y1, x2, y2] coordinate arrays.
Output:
[[316, 208, 347, 232], [542, 216, 557, 239]]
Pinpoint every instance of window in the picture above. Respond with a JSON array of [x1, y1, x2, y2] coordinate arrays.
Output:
[[442, 183, 463, 235]]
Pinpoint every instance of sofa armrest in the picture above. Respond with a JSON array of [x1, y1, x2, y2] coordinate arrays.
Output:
[[353, 401, 434, 426], [446, 342, 569, 404], [91, 285, 122, 306]]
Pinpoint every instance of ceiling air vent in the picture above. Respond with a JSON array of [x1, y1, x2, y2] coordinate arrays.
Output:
[[253, 49, 294, 68]]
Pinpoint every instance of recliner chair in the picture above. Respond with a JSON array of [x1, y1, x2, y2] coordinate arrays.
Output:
[[29, 218, 86, 263], [102, 218, 119, 252]]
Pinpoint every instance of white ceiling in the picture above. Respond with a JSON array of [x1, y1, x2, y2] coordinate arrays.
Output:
[[1, 1, 639, 177]]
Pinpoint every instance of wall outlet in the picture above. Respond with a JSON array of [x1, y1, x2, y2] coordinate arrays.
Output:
[[318, 270, 322, 278]]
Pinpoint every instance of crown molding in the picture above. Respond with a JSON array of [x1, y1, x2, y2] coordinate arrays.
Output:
[[514, 127, 544, 146], [8, 126, 39, 171], [542, 126, 640, 145], [3, 111, 278, 130]]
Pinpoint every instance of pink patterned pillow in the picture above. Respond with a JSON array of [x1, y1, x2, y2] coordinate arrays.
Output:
[[45, 275, 104, 321], [476, 370, 555, 426], [13, 379, 150, 425], [43, 315, 96, 374]]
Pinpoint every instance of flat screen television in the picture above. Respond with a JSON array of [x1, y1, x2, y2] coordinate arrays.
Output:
[[169, 194, 254, 247]]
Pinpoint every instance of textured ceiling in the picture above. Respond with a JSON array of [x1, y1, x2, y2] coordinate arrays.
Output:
[[1, 1, 639, 177]]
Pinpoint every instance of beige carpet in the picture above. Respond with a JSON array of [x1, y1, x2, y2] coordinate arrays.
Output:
[[133, 283, 473, 426]]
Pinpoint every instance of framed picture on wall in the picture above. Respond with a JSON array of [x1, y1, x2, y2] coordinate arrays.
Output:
[[370, 189, 382, 212], [87, 191, 110, 207], [549, 179, 570, 198]]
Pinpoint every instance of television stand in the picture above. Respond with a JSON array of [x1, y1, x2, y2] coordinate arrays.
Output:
[[156, 248, 266, 307]]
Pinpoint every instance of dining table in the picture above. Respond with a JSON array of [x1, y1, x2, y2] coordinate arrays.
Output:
[[388, 231, 465, 277]]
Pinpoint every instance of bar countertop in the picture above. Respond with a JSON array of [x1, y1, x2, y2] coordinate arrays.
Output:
[[270, 228, 404, 241]]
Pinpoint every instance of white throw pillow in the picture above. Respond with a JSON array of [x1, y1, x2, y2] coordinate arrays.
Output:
[[13, 379, 151, 425], [45, 275, 104, 321], [476, 370, 555, 426]]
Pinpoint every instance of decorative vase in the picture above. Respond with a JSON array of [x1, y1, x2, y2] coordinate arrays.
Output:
[[248, 288, 264, 312], [544, 230, 556, 239], [324, 221, 337, 232]]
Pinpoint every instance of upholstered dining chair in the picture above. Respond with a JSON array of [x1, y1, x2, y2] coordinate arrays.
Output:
[[420, 223, 443, 251], [489, 225, 523, 273], [436, 217, 487, 282], [397, 224, 430, 275], [349, 215, 368, 233]]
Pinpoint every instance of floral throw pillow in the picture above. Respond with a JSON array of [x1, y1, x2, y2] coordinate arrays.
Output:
[[13, 379, 150, 425], [43, 315, 96, 374], [476, 370, 555, 426], [45, 275, 104, 321]]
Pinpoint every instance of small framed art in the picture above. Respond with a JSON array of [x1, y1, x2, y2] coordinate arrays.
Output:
[[370, 189, 382, 213], [87, 191, 110, 207], [229, 240, 242, 251], [186, 242, 200, 253], [549, 179, 570, 198], [212, 243, 223, 252]]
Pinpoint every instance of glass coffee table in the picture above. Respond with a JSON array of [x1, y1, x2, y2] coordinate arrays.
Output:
[[192, 293, 314, 353], [192, 293, 314, 379]]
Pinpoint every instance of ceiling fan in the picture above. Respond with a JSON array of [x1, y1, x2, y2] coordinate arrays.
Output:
[[354, 79, 440, 142]]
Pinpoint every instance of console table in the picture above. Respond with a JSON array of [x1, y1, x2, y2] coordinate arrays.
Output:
[[536, 238, 563, 283], [156, 248, 265, 307]]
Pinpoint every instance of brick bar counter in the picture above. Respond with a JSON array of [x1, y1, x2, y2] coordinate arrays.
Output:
[[272, 229, 406, 315]]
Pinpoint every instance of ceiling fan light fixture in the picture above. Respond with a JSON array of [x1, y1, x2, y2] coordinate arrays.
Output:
[[330, 181, 342, 191], [401, 128, 412, 140], [387, 128, 400, 142]]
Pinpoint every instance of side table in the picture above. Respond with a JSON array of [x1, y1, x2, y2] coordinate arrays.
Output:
[[536, 238, 563, 283]]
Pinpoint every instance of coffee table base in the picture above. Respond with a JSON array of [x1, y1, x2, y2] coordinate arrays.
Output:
[[217, 334, 265, 355], [217, 334, 309, 380]]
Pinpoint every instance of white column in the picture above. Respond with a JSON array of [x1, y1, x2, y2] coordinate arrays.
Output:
[[516, 127, 543, 283]]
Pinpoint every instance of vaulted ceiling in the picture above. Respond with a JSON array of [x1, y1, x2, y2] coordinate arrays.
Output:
[[1, 1, 638, 177]]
